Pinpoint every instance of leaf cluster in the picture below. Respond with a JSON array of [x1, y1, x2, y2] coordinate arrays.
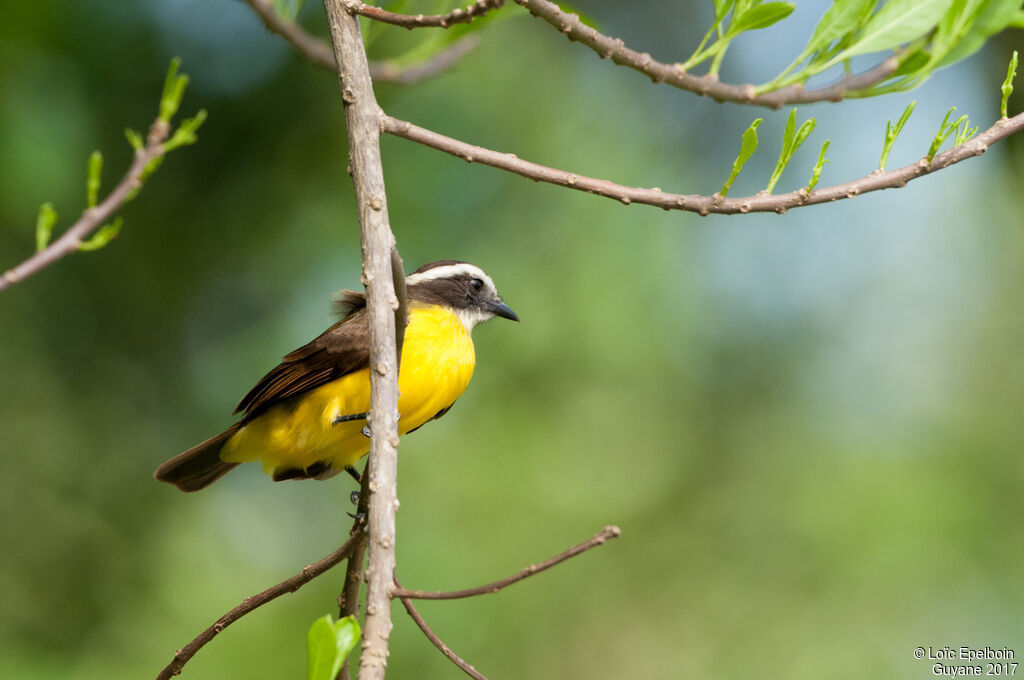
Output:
[[669, 0, 1024, 98], [721, 109, 825, 196], [681, 0, 796, 75], [34, 59, 206, 255], [718, 49, 1018, 196], [926, 106, 977, 160]]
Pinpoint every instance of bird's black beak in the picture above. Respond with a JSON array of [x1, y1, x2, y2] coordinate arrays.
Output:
[[488, 300, 519, 322]]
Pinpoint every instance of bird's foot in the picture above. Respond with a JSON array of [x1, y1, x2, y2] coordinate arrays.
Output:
[[347, 490, 366, 521], [360, 411, 401, 438], [332, 411, 368, 426]]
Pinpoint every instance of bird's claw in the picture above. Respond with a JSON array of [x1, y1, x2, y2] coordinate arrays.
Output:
[[332, 411, 368, 426], [361, 411, 401, 438]]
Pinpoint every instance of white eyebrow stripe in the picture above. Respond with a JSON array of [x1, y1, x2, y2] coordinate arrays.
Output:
[[405, 263, 495, 290]]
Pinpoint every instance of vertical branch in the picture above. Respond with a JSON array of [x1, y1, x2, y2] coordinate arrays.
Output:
[[322, 1, 400, 678], [337, 469, 371, 680]]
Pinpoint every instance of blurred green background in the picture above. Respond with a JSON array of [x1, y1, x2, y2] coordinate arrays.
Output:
[[1, 1, 1023, 678]]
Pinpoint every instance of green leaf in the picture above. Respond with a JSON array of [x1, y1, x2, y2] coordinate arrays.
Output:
[[77, 218, 123, 252], [792, 115, 816, 150], [955, 119, 978, 144], [164, 109, 208, 152], [841, 0, 954, 58], [732, 0, 758, 17], [714, 0, 737, 20], [933, 0, 984, 53], [936, 0, 1022, 68], [720, 118, 762, 197], [927, 106, 966, 159], [727, 1, 795, 36], [35, 203, 58, 252], [1002, 50, 1018, 118], [307, 615, 361, 680], [892, 47, 931, 76], [272, 0, 306, 21], [87, 151, 103, 209], [806, 139, 831, 192], [159, 58, 189, 123], [140, 155, 165, 182], [879, 100, 916, 170], [802, 0, 877, 55], [125, 128, 145, 152], [766, 109, 816, 194]]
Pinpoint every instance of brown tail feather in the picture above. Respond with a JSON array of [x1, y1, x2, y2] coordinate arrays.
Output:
[[155, 424, 241, 492]]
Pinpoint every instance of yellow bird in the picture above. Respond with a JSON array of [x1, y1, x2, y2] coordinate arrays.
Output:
[[155, 260, 518, 491]]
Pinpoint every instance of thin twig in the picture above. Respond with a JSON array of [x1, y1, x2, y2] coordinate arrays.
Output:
[[337, 471, 371, 680], [243, 0, 337, 69], [243, 0, 480, 83], [513, 0, 899, 108], [395, 575, 489, 680], [322, 2, 402, 679], [0, 121, 169, 292], [394, 525, 622, 600], [154, 530, 363, 680], [372, 36, 481, 85], [382, 112, 1024, 216], [347, 0, 504, 29]]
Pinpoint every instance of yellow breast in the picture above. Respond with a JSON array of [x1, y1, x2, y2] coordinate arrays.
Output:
[[221, 303, 476, 477]]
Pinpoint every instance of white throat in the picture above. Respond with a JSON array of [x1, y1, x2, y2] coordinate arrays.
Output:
[[455, 307, 493, 332]]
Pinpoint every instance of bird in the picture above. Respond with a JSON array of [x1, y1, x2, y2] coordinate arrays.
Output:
[[155, 260, 518, 492]]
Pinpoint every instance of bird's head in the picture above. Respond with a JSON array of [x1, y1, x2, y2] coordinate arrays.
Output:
[[406, 260, 518, 331]]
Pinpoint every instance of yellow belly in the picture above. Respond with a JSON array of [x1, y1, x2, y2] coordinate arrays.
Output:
[[221, 304, 476, 477]]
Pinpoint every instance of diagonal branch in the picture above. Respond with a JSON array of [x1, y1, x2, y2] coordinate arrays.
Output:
[[396, 575, 489, 680], [381, 112, 1024, 216], [243, 0, 480, 84], [347, 0, 504, 29], [393, 525, 622, 600], [513, 0, 899, 108], [243, 0, 335, 68], [1, 120, 169, 292], [371, 36, 481, 85], [154, 529, 363, 680]]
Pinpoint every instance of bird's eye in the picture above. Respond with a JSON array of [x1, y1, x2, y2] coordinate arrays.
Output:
[[470, 278, 484, 291]]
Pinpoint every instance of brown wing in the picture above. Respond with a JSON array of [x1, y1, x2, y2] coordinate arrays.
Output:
[[235, 308, 370, 421]]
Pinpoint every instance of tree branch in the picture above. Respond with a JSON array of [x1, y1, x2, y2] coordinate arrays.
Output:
[[395, 575, 489, 680], [372, 36, 481, 85], [347, 0, 504, 29], [512, 0, 899, 108], [0, 120, 169, 292], [243, 0, 336, 69], [154, 530, 363, 680], [243, 0, 479, 84], [381, 112, 1024, 215], [393, 525, 622, 600], [337, 472, 371, 680], [322, 2, 401, 679]]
